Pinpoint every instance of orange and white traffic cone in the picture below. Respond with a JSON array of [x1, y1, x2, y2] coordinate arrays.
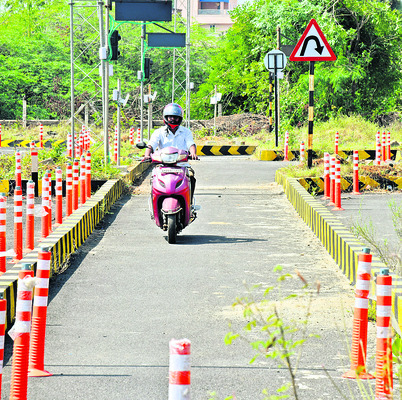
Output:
[[381, 131, 386, 163], [169, 339, 191, 400], [0, 293, 6, 396], [343, 248, 374, 379], [353, 150, 360, 195], [29, 247, 52, 377], [136, 128, 141, 144], [0, 193, 6, 274], [25, 181, 35, 252], [375, 268, 393, 399], [12, 186, 23, 263], [9, 264, 35, 400]]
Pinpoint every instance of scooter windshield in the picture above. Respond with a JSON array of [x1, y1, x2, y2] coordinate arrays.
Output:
[[161, 152, 179, 164]]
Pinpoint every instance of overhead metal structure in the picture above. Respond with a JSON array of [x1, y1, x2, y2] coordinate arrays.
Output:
[[171, 0, 191, 128], [69, 0, 109, 160]]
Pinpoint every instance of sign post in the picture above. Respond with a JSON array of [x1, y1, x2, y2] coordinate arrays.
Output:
[[264, 50, 287, 147], [290, 19, 336, 168]]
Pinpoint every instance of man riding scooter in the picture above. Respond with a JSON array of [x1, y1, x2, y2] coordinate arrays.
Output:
[[143, 103, 198, 203]]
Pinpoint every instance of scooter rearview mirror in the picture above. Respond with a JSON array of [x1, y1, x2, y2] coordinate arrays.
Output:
[[136, 141, 147, 149]]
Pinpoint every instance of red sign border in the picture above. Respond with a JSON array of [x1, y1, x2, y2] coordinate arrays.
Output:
[[290, 19, 336, 62]]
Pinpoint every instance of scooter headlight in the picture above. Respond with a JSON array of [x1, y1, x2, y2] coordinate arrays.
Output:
[[161, 152, 179, 164]]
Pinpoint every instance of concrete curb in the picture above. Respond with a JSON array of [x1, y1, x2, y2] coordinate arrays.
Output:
[[275, 168, 402, 331], [0, 161, 150, 330]]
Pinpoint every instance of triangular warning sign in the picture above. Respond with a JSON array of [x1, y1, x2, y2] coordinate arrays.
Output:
[[290, 19, 336, 61]]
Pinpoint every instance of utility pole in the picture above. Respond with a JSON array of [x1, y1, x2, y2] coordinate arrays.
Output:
[[105, 0, 110, 163], [116, 79, 121, 166], [140, 23, 145, 142], [148, 84, 152, 140], [214, 85, 217, 136], [69, 0, 75, 159]]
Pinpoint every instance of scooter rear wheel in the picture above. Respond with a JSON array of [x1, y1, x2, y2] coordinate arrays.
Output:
[[167, 214, 177, 244]]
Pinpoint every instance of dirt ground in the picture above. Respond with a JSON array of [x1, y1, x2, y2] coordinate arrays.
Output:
[[191, 113, 270, 136]]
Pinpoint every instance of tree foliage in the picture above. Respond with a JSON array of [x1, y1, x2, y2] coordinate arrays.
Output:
[[191, 0, 402, 125]]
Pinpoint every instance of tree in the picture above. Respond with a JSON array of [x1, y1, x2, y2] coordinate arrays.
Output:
[[191, 0, 402, 124]]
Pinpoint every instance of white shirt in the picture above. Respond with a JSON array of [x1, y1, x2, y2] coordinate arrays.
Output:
[[148, 125, 195, 153]]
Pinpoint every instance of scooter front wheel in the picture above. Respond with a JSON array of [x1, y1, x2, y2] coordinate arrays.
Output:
[[167, 214, 177, 244]]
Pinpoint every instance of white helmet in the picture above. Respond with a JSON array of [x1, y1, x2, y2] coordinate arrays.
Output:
[[163, 103, 183, 132]]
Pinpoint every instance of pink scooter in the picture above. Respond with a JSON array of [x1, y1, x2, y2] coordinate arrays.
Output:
[[140, 145, 199, 244]]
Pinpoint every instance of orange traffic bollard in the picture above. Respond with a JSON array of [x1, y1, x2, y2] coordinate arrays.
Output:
[[29, 247, 52, 377], [73, 160, 79, 211], [12, 186, 23, 263], [86, 151, 92, 199], [47, 171, 52, 234], [55, 168, 63, 225], [333, 159, 344, 211], [323, 152, 330, 199], [375, 133, 381, 166], [375, 268, 393, 399], [386, 131, 391, 162], [67, 132, 72, 158], [15, 151, 22, 189], [136, 127, 141, 143], [0, 293, 6, 396], [169, 339, 191, 400], [299, 141, 305, 164], [41, 175, 49, 240], [80, 154, 86, 206], [9, 264, 34, 400], [66, 163, 73, 217], [329, 156, 336, 206], [353, 150, 360, 195], [25, 181, 35, 252], [39, 123, 43, 149], [0, 193, 6, 274], [130, 127, 134, 145], [343, 248, 374, 379], [284, 131, 289, 161], [334, 131, 339, 155]]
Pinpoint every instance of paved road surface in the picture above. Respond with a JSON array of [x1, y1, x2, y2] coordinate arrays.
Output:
[[1, 157, 382, 399]]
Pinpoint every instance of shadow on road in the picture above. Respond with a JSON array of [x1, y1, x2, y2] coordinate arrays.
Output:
[[173, 234, 267, 245]]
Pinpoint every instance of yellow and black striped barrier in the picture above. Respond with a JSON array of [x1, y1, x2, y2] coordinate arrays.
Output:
[[256, 149, 399, 161], [298, 175, 402, 194], [0, 139, 66, 148], [197, 145, 256, 156], [275, 169, 402, 331], [0, 161, 150, 330]]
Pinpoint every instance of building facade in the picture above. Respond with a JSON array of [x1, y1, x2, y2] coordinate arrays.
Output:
[[187, 0, 238, 32]]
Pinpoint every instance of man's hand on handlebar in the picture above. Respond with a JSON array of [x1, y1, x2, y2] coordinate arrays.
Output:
[[189, 153, 199, 161], [141, 156, 152, 163]]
